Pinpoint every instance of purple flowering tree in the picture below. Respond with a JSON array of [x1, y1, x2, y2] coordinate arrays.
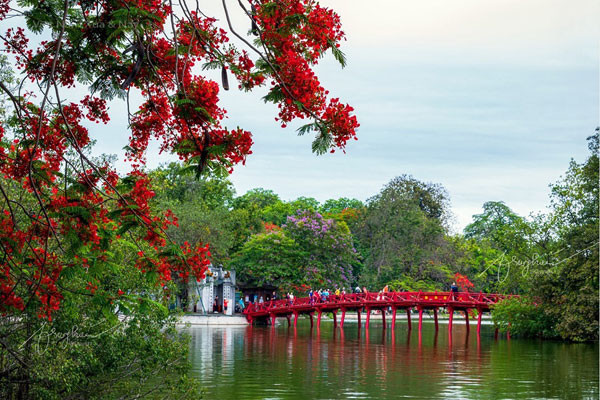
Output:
[[283, 210, 359, 290], [232, 209, 359, 293]]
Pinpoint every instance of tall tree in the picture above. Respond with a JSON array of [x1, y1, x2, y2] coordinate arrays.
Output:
[[531, 130, 599, 341], [356, 175, 451, 289], [464, 201, 532, 293]]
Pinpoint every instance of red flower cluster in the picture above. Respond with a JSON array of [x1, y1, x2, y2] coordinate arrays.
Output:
[[0, 0, 9, 21], [3, 27, 32, 70], [339, 207, 361, 221], [31, 249, 63, 321], [254, 0, 359, 151], [263, 221, 281, 232], [454, 273, 474, 292]]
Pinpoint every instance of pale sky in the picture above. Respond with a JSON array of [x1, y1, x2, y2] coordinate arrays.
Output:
[[88, 0, 599, 232]]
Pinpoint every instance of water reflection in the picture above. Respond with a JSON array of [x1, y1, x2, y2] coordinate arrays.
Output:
[[185, 321, 599, 399]]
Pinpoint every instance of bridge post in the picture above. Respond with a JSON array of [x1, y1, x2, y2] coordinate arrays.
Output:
[[309, 312, 314, 328], [382, 308, 386, 328], [317, 310, 322, 329], [286, 314, 291, 327], [270, 313, 276, 327], [406, 308, 412, 330], [340, 308, 346, 328], [418, 306, 423, 333], [464, 310, 469, 333], [357, 309, 361, 326], [293, 311, 299, 328], [391, 307, 397, 330], [448, 307, 454, 333], [365, 307, 371, 329], [433, 308, 438, 331], [477, 309, 482, 335], [333, 310, 337, 328]]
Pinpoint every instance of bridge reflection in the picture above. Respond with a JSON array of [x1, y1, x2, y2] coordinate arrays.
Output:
[[185, 321, 597, 399]]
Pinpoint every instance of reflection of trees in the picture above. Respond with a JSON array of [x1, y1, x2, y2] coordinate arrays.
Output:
[[187, 323, 597, 399]]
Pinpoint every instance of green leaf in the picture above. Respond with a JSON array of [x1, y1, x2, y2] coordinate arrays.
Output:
[[311, 130, 332, 155], [262, 86, 285, 104], [297, 122, 318, 136], [173, 98, 195, 106], [328, 40, 347, 68], [63, 206, 92, 224], [176, 164, 198, 176], [117, 220, 138, 235], [101, 304, 118, 323], [202, 60, 222, 71]]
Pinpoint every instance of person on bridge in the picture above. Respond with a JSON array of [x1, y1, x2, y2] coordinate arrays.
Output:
[[451, 282, 458, 299], [354, 286, 361, 294]]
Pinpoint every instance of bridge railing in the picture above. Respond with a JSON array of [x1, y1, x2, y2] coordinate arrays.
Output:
[[243, 291, 516, 315]]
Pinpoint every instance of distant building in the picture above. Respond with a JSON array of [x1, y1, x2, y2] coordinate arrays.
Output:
[[189, 266, 236, 315], [237, 283, 278, 305]]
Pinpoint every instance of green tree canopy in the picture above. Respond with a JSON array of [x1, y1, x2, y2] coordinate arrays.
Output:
[[530, 130, 599, 341], [320, 197, 364, 215], [356, 175, 452, 290]]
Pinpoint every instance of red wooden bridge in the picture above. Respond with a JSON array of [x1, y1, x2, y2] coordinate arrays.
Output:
[[243, 291, 516, 334]]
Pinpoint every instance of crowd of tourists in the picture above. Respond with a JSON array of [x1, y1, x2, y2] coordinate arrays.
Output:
[[240, 281, 462, 310], [305, 284, 392, 304]]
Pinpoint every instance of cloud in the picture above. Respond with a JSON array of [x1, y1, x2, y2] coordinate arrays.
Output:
[[323, 0, 599, 67]]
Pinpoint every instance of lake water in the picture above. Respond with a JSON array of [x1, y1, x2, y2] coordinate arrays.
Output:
[[185, 319, 599, 399]]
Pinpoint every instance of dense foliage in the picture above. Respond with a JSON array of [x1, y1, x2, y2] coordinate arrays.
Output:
[[490, 131, 599, 341], [491, 297, 557, 338], [0, 0, 358, 397]]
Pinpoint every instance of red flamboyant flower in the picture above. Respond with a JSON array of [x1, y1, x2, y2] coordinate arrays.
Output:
[[454, 273, 474, 292]]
